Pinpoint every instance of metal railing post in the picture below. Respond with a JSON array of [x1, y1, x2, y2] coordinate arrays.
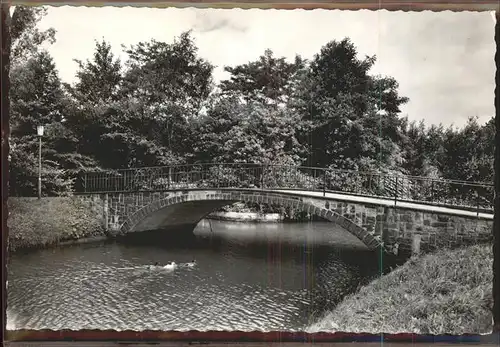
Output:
[[476, 191, 480, 217], [377, 174, 381, 196], [394, 176, 398, 206], [431, 180, 435, 202], [368, 174, 372, 194], [82, 173, 87, 193], [217, 165, 220, 188], [323, 169, 326, 197], [168, 167, 172, 189], [261, 163, 265, 190]]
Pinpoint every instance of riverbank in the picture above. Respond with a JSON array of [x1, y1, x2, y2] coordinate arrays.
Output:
[[7, 198, 304, 253], [207, 211, 283, 222], [308, 244, 493, 335], [7, 197, 106, 253], [213, 201, 316, 222]]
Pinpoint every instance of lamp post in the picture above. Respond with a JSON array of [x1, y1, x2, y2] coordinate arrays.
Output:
[[37, 125, 44, 199]]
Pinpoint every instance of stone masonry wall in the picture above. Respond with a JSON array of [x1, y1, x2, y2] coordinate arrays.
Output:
[[382, 208, 493, 252], [311, 198, 493, 253]]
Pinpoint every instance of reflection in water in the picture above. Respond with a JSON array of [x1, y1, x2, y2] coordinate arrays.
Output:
[[7, 220, 384, 331]]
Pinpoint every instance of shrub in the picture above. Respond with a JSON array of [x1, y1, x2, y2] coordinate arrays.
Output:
[[7, 197, 105, 252]]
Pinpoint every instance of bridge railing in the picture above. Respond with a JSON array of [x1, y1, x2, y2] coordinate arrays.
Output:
[[78, 163, 494, 212]]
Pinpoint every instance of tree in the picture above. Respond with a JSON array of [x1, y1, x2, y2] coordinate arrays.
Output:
[[7, 7, 89, 196], [441, 117, 494, 183], [422, 123, 445, 177], [295, 38, 409, 171], [194, 97, 307, 165], [9, 6, 56, 67], [206, 49, 311, 169], [9, 51, 96, 196], [117, 31, 214, 166], [9, 6, 60, 139], [401, 119, 427, 176], [72, 39, 122, 104], [65, 32, 214, 170], [65, 39, 126, 168], [122, 31, 214, 117], [10, 51, 65, 136], [220, 49, 306, 107]]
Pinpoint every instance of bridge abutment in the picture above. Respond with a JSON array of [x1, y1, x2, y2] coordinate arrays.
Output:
[[381, 208, 492, 253]]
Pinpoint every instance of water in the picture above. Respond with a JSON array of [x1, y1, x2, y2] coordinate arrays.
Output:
[[7, 220, 384, 331]]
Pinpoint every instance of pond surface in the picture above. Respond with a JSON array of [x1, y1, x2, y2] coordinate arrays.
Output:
[[7, 220, 384, 331]]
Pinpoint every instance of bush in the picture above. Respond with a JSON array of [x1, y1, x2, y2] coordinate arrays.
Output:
[[7, 197, 105, 252]]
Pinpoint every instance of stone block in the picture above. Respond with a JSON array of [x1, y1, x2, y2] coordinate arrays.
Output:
[[122, 220, 131, 232], [350, 225, 364, 238], [330, 212, 339, 223], [305, 204, 311, 214], [436, 215, 452, 223], [344, 213, 355, 221], [366, 216, 376, 225], [137, 208, 147, 219], [401, 214, 413, 223], [390, 227, 402, 238], [143, 204, 153, 215], [363, 223, 374, 232], [367, 236, 381, 249], [341, 217, 351, 229], [431, 221, 448, 228]]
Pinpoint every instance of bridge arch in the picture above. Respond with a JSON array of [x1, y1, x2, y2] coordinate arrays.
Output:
[[117, 190, 383, 250]]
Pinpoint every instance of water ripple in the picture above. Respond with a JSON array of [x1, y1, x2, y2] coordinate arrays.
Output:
[[8, 224, 378, 331]]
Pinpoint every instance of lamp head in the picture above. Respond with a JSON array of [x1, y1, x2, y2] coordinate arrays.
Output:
[[36, 125, 44, 136]]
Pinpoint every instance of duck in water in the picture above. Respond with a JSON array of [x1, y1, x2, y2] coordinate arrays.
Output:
[[186, 259, 197, 268], [149, 262, 160, 270], [163, 261, 177, 271]]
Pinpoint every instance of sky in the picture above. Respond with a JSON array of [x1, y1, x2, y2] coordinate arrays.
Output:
[[36, 6, 496, 128]]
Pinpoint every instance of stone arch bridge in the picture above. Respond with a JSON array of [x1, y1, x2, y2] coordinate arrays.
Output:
[[77, 163, 494, 254]]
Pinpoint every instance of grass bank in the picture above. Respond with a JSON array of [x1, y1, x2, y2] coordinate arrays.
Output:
[[308, 244, 493, 335], [8, 197, 106, 253]]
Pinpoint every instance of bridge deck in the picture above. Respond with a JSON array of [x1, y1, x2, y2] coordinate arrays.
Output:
[[271, 189, 494, 220]]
